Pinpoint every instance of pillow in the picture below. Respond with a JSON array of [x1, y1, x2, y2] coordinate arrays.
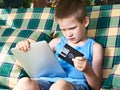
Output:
[[0, 28, 51, 89], [0, 8, 54, 30], [102, 63, 120, 89]]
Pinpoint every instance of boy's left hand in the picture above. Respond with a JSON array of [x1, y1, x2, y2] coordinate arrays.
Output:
[[72, 57, 89, 72]]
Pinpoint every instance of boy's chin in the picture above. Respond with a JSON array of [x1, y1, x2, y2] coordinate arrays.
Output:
[[68, 40, 79, 44]]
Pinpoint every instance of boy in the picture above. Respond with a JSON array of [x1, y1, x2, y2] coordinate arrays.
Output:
[[13, 0, 103, 90]]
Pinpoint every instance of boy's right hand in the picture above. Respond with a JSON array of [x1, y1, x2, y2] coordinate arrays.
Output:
[[16, 40, 31, 52]]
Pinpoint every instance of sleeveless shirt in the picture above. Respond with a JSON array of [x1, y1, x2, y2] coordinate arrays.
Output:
[[39, 36, 95, 90]]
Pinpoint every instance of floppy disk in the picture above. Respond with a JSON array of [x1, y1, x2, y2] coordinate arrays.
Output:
[[58, 44, 84, 66]]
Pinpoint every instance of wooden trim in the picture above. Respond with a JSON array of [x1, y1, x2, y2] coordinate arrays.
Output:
[[32, 0, 47, 7]]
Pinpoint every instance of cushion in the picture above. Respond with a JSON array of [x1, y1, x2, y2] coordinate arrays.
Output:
[[0, 8, 54, 31], [102, 63, 120, 89], [0, 28, 51, 89]]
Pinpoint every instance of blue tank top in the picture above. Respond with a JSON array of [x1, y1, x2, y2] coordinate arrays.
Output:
[[39, 36, 95, 90]]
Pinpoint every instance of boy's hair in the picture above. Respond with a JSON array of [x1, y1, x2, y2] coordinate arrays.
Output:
[[55, 0, 87, 23]]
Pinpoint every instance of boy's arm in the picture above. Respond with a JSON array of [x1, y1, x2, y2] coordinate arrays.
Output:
[[49, 38, 60, 52], [84, 42, 103, 90], [72, 42, 103, 90]]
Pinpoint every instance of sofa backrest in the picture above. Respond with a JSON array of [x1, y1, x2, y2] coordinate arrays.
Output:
[[0, 4, 120, 88], [87, 5, 120, 81], [0, 8, 54, 32]]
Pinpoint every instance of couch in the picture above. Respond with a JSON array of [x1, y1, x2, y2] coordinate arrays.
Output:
[[0, 4, 120, 90]]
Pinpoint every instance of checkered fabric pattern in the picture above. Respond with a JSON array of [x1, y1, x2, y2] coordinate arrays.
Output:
[[103, 63, 120, 89], [0, 8, 54, 31], [52, 4, 120, 89], [87, 4, 120, 81], [0, 28, 51, 89], [0, 4, 120, 89]]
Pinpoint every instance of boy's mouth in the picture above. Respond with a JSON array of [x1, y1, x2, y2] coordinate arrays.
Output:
[[67, 37, 75, 40], [67, 38, 76, 42]]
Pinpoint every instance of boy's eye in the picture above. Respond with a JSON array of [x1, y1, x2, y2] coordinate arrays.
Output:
[[61, 26, 77, 31], [68, 26, 76, 30], [61, 29, 66, 31]]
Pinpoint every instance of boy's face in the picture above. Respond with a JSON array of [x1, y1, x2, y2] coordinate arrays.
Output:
[[57, 15, 89, 44]]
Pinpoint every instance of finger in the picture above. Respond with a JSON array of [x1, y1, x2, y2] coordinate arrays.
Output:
[[17, 41, 27, 51], [21, 41, 30, 51], [75, 57, 83, 61], [72, 58, 85, 67], [16, 42, 22, 49], [72, 58, 82, 66], [24, 40, 30, 50]]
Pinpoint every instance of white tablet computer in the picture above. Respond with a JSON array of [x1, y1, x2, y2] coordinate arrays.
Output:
[[11, 41, 67, 78]]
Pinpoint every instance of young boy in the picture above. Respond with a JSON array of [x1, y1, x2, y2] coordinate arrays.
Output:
[[13, 0, 103, 90]]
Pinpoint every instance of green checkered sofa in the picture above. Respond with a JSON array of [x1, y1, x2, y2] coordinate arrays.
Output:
[[0, 4, 120, 90]]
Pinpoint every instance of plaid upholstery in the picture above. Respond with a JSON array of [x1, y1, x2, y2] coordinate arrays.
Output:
[[52, 4, 120, 89], [102, 63, 120, 89], [0, 4, 120, 89], [0, 28, 51, 89], [0, 8, 54, 32], [87, 4, 120, 81]]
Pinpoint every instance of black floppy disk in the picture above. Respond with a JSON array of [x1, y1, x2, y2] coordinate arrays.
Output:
[[58, 44, 84, 66]]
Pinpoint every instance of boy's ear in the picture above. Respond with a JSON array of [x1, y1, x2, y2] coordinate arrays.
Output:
[[83, 16, 89, 27]]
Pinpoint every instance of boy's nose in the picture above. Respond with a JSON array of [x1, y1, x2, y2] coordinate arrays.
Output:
[[66, 31, 73, 37]]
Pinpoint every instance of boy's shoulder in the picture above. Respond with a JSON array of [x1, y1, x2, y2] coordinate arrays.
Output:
[[94, 42, 103, 48], [49, 37, 61, 51], [88, 37, 103, 51], [93, 41, 103, 54]]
